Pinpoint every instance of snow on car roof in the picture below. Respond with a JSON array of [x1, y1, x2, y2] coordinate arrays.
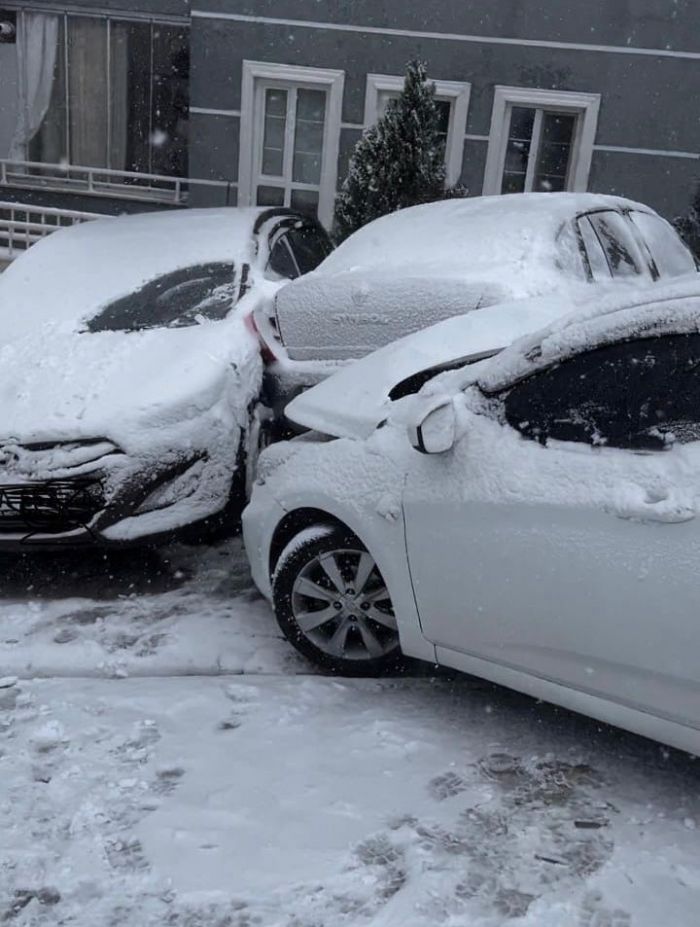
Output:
[[477, 276, 700, 393], [0, 207, 274, 336], [318, 192, 645, 283]]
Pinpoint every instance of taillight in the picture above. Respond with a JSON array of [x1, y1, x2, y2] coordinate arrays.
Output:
[[244, 312, 278, 364]]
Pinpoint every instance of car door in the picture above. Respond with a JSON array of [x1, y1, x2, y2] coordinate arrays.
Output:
[[402, 333, 700, 727]]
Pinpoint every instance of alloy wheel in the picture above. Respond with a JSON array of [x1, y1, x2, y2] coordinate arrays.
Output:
[[291, 548, 398, 661]]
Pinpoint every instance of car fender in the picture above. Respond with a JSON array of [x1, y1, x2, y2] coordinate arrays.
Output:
[[267, 484, 436, 664]]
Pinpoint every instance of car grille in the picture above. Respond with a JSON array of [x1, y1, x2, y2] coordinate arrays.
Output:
[[0, 479, 105, 533]]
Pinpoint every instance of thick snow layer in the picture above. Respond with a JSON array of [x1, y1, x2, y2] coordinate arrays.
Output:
[[1, 540, 700, 926], [478, 277, 700, 392], [0, 208, 269, 337], [274, 270, 510, 361], [319, 193, 630, 280], [285, 293, 590, 439], [286, 278, 700, 440]]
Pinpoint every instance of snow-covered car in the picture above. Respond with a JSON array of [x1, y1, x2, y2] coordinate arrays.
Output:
[[243, 279, 700, 757], [254, 193, 697, 412], [0, 206, 331, 548]]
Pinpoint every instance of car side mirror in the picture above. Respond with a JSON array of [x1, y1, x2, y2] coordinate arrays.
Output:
[[407, 394, 458, 455]]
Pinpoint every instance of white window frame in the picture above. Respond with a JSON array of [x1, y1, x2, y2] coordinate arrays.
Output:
[[363, 74, 471, 186], [482, 86, 601, 195], [238, 61, 344, 228]]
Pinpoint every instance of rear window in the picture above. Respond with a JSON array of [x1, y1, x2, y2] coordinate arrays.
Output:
[[586, 212, 645, 278], [629, 211, 697, 279], [86, 263, 236, 333]]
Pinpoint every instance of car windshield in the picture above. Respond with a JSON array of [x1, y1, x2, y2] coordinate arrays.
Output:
[[85, 262, 236, 332]]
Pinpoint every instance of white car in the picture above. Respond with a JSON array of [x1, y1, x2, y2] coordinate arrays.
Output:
[[0, 206, 331, 548], [255, 193, 697, 400], [243, 279, 700, 757]]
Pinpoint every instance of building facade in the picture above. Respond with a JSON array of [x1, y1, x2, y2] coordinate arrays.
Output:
[[1, 0, 699, 238]]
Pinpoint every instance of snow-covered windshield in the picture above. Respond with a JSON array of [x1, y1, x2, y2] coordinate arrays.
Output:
[[85, 262, 236, 333]]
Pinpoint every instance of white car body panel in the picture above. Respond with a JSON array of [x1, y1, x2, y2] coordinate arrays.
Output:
[[245, 287, 700, 756], [403, 408, 700, 729]]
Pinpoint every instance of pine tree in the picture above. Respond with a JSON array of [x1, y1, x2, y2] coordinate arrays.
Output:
[[334, 60, 449, 242]]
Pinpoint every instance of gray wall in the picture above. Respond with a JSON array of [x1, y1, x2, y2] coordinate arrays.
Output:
[[189, 2, 700, 219], [195, 0, 700, 52]]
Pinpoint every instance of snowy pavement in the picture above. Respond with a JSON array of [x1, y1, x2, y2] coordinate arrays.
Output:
[[1, 540, 700, 926]]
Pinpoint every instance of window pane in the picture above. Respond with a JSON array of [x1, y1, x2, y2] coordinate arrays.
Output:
[[533, 112, 576, 192], [267, 237, 299, 281], [256, 185, 285, 207], [504, 334, 700, 449], [578, 217, 612, 281], [629, 211, 697, 279], [28, 16, 68, 166], [292, 89, 325, 185], [287, 225, 333, 274], [588, 212, 644, 278], [435, 99, 451, 150], [149, 25, 189, 177], [111, 21, 151, 174], [290, 188, 320, 217], [262, 88, 287, 177], [67, 17, 108, 168], [501, 106, 535, 194]]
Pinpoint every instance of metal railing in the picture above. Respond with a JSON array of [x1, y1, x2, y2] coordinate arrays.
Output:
[[0, 201, 105, 261], [0, 159, 234, 206]]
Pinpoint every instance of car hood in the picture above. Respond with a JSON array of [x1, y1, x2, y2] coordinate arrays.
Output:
[[0, 208, 265, 338], [0, 318, 260, 452], [284, 293, 588, 439]]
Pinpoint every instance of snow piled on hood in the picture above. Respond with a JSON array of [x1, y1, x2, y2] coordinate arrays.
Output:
[[0, 208, 267, 337], [284, 291, 610, 439]]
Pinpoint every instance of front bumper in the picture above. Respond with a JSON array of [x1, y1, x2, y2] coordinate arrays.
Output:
[[0, 448, 233, 550]]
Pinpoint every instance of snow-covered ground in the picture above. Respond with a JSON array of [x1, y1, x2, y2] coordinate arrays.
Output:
[[2, 539, 700, 926]]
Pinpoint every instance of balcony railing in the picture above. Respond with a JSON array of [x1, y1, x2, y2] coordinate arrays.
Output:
[[0, 200, 105, 262], [0, 159, 234, 206]]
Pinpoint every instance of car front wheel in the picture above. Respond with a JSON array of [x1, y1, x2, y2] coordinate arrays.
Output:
[[272, 525, 401, 676]]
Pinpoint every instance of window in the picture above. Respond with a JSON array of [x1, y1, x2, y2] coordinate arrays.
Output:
[[628, 211, 697, 279], [239, 62, 344, 228], [86, 263, 235, 332], [483, 87, 600, 196], [584, 211, 646, 278], [265, 222, 333, 281], [502, 334, 700, 450], [26, 13, 189, 179], [364, 75, 471, 186]]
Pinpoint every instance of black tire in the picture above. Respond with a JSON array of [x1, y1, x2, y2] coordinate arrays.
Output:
[[272, 525, 402, 676]]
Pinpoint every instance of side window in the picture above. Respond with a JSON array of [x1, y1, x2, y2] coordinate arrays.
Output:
[[586, 211, 646, 279], [266, 235, 300, 281], [502, 334, 700, 450], [286, 224, 333, 275], [577, 217, 612, 281], [628, 211, 697, 279]]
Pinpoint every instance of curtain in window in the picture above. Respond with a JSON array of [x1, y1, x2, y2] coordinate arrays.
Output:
[[9, 12, 59, 160]]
